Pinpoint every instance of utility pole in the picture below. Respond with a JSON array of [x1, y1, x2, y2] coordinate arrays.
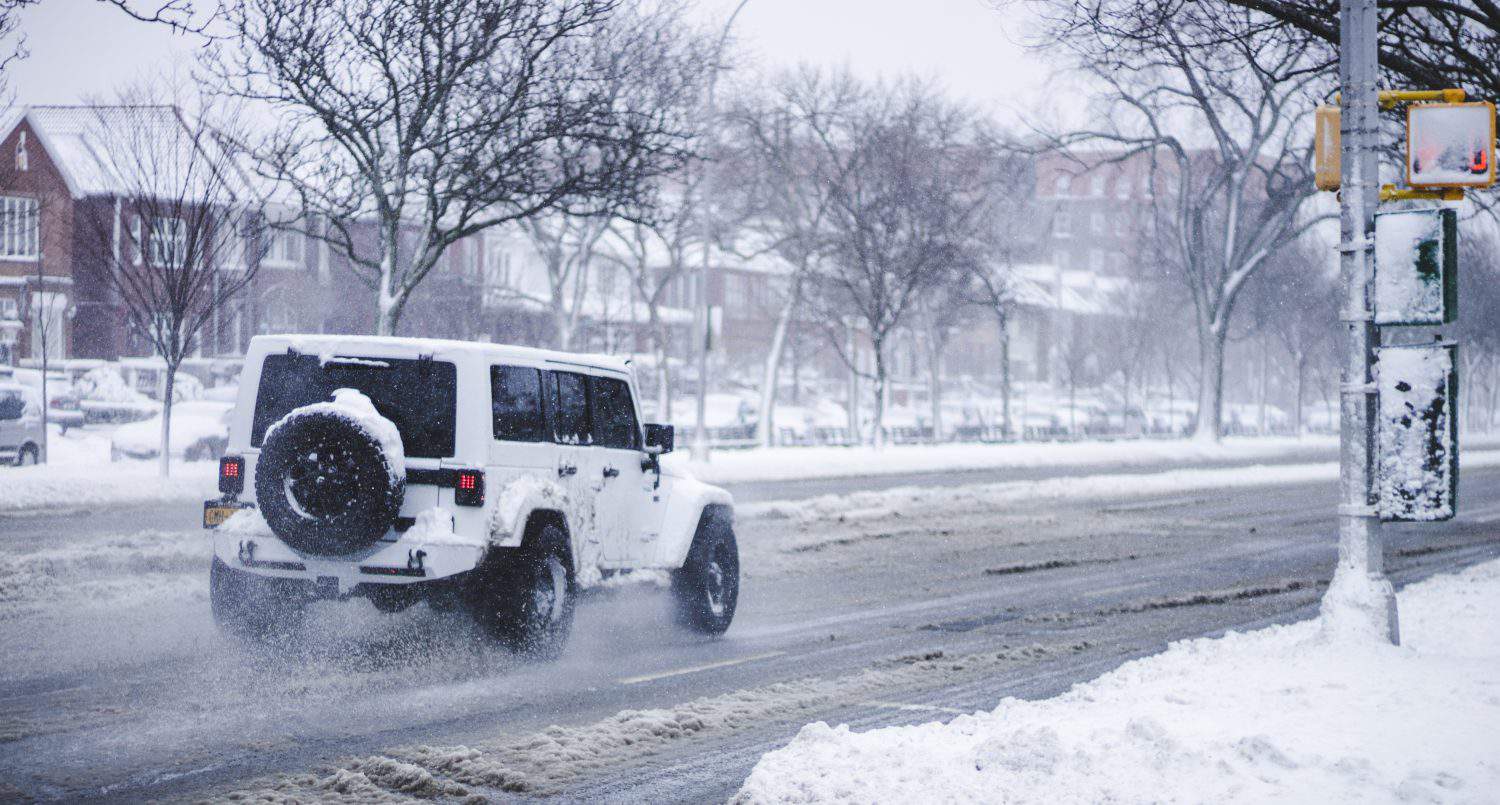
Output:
[[1329, 0, 1399, 643]]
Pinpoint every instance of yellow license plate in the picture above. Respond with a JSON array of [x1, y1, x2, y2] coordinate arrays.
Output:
[[203, 504, 244, 528]]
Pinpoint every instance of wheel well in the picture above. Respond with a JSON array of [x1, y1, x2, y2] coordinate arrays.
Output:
[[687, 504, 733, 562], [522, 509, 573, 571]]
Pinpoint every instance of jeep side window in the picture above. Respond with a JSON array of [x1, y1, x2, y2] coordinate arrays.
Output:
[[491, 366, 546, 442], [587, 376, 640, 450], [553, 371, 592, 445]]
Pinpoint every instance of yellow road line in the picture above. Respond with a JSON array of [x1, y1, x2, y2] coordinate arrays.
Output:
[[618, 650, 787, 686]]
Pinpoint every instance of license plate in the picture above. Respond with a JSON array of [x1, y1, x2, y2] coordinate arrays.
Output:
[[203, 502, 247, 528]]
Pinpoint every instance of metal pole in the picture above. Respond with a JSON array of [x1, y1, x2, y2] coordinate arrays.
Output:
[[1329, 0, 1398, 643]]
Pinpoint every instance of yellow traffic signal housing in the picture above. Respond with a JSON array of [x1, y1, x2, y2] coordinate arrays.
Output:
[[1407, 101, 1496, 188], [1315, 105, 1341, 190]]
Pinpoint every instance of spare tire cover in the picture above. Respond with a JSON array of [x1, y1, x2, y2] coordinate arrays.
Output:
[[255, 404, 405, 556]]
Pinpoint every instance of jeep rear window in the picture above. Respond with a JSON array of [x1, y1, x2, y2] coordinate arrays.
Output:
[[251, 353, 457, 458]]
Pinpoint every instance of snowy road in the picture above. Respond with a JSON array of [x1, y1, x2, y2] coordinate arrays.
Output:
[[3, 461, 1500, 801]]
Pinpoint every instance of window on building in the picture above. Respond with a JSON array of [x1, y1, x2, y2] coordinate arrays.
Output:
[[1090, 175, 1105, 196], [214, 218, 246, 270], [150, 217, 186, 267], [1117, 175, 1132, 199], [264, 227, 303, 267], [1053, 174, 1070, 196], [0, 196, 40, 258], [15, 132, 28, 172], [1054, 207, 1071, 237], [0, 296, 18, 320], [1090, 211, 1105, 234]]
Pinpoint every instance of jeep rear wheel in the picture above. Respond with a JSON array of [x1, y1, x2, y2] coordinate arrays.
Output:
[[467, 523, 575, 660], [210, 557, 309, 641], [672, 518, 739, 635]]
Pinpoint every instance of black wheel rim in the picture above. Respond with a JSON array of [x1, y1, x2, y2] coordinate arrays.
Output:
[[704, 542, 734, 619], [521, 555, 567, 636]]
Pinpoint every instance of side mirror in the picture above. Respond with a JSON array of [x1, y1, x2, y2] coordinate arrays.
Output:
[[644, 423, 674, 455]]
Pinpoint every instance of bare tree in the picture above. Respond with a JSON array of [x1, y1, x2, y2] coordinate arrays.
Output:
[[208, 0, 708, 336], [80, 95, 264, 477], [808, 78, 994, 447], [512, 214, 610, 351], [724, 66, 863, 447], [1041, 2, 1331, 442], [598, 210, 696, 417]]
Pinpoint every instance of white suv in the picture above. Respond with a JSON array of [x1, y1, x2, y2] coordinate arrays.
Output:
[[205, 334, 738, 657], [0, 382, 45, 466]]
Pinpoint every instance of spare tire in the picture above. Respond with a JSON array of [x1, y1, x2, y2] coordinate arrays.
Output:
[[255, 398, 405, 556]]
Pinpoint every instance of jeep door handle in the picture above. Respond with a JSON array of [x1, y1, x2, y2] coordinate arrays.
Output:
[[602, 466, 620, 479], [558, 463, 577, 478]]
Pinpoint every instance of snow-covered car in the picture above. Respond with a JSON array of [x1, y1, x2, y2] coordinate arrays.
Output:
[[0, 382, 45, 466], [204, 334, 738, 657], [110, 400, 234, 461]]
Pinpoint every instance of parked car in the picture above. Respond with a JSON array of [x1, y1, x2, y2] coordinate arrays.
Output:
[[111, 400, 233, 461], [0, 382, 44, 466], [2, 367, 85, 432], [204, 334, 738, 658]]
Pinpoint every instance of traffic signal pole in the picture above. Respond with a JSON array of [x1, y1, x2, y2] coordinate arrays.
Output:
[[1330, 0, 1399, 643]]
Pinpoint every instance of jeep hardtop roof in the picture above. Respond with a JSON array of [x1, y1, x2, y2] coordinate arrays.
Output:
[[247, 334, 634, 377]]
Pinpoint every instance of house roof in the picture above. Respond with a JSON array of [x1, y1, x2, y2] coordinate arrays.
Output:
[[1, 105, 256, 202]]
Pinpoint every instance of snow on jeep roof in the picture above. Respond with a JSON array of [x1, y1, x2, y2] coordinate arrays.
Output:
[[248, 334, 632, 375]]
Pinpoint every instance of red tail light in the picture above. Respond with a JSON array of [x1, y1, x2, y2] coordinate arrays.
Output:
[[455, 469, 483, 507], [219, 456, 244, 495]]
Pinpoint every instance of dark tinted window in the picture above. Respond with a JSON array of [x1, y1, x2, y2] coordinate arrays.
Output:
[[539, 370, 561, 442], [491, 366, 545, 442], [251, 353, 456, 458], [554, 371, 591, 445], [588, 376, 639, 450]]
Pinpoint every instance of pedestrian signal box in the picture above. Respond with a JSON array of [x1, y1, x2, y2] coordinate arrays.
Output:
[[1408, 102, 1496, 188]]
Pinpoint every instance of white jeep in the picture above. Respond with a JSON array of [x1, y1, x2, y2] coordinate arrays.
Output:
[[204, 334, 738, 657]]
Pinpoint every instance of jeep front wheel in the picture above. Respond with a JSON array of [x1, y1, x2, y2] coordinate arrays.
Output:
[[467, 524, 575, 660], [672, 519, 739, 635], [210, 557, 308, 641]]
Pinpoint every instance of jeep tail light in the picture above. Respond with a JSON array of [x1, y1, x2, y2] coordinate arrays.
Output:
[[455, 469, 484, 507], [219, 456, 244, 495]]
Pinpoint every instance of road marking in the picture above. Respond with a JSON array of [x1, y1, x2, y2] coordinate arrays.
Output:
[[862, 700, 966, 715], [618, 651, 786, 685]]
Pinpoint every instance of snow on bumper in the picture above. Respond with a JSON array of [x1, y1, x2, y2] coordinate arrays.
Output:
[[213, 508, 485, 589]]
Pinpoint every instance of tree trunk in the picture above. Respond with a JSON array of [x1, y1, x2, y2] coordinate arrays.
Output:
[[998, 317, 1012, 440], [653, 316, 671, 423], [871, 339, 888, 448], [846, 322, 859, 444], [1293, 352, 1306, 439], [927, 335, 944, 444], [757, 289, 797, 448], [158, 365, 176, 479], [1193, 325, 1227, 443]]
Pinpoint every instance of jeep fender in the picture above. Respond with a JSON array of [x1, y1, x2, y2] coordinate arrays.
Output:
[[487, 474, 571, 549], [654, 474, 734, 569]]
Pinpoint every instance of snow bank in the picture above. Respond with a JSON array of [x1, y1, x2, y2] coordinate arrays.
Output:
[[0, 428, 215, 513], [735, 560, 1500, 804], [670, 436, 1340, 485]]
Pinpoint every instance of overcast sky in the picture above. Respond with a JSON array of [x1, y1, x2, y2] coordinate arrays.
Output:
[[8, 0, 1059, 123]]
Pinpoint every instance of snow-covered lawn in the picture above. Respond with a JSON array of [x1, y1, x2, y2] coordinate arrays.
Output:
[[735, 559, 1500, 804], [671, 435, 1342, 485], [0, 426, 215, 513]]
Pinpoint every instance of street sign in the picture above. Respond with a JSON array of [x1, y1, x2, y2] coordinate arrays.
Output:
[[1407, 102, 1496, 188], [1374, 208, 1457, 325], [1375, 344, 1458, 522]]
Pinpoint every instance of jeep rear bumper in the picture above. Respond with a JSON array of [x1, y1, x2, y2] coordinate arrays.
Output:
[[211, 527, 486, 592]]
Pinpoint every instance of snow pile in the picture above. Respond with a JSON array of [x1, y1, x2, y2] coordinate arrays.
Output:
[[265, 387, 406, 485], [735, 561, 1500, 804], [0, 453, 215, 512]]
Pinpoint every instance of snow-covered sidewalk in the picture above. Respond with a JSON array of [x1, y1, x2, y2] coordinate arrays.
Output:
[[673, 436, 1341, 485], [735, 560, 1500, 804]]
